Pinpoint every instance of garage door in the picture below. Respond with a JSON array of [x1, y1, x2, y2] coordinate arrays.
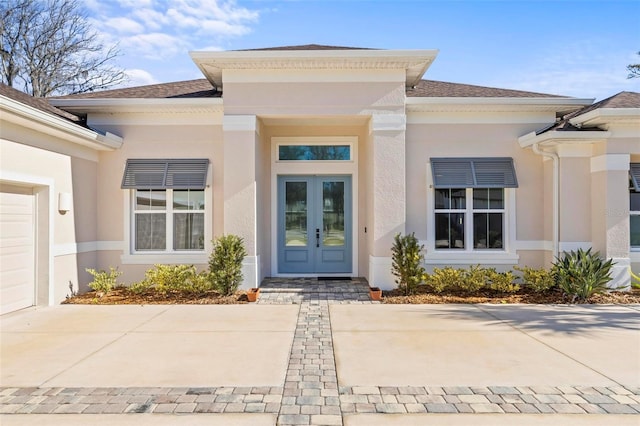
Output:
[[0, 187, 35, 315]]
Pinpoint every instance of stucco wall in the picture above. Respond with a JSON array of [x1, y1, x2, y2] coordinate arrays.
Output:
[[405, 122, 549, 249], [89, 122, 223, 284]]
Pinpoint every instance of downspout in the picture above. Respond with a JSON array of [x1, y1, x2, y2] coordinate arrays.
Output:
[[532, 143, 559, 260]]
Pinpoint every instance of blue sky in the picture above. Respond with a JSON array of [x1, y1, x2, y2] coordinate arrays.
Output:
[[85, 0, 640, 100]]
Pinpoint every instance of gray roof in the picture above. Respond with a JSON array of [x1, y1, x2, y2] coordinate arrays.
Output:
[[1, 83, 82, 122], [538, 91, 640, 134], [52, 78, 567, 100]]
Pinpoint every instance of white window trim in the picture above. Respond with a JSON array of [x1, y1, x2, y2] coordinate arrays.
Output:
[[425, 164, 519, 265], [121, 165, 212, 265]]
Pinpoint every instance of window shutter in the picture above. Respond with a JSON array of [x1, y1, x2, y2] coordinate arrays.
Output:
[[166, 160, 209, 189], [431, 158, 518, 188], [473, 158, 518, 188], [122, 159, 209, 189], [431, 159, 474, 188], [121, 160, 167, 189], [631, 163, 640, 192]]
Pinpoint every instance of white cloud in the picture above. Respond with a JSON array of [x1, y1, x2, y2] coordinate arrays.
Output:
[[122, 33, 187, 60], [123, 69, 160, 87], [104, 17, 145, 34]]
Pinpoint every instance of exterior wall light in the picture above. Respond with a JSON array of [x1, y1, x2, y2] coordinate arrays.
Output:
[[58, 192, 72, 214]]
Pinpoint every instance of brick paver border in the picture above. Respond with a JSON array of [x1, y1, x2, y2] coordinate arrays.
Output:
[[2, 279, 638, 424]]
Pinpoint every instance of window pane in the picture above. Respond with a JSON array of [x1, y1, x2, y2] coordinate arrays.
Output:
[[136, 190, 166, 210], [451, 189, 466, 209], [279, 145, 350, 161], [435, 213, 465, 249], [434, 189, 449, 209], [473, 188, 489, 209], [474, 212, 503, 249], [285, 181, 307, 246], [631, 215, 640, 247], [135, 213, 166, 250], [631, 192, 640, 212], [173, 190, 205, 210], [174, 213, 205, 250], [489, 188, 504, 209]]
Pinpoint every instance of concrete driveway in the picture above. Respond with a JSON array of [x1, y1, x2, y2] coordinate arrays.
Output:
[[1, 301, 639, 425]]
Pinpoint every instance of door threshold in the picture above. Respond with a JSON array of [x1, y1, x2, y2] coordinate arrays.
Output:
[[317, 276, 352, 281]]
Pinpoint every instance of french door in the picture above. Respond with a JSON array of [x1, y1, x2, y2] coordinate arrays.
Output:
[[278, 175, 352, 274]]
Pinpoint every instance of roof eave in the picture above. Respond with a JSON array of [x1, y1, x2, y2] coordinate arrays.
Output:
[[518, 129, 612, 148], [569, 108, 640, 126], [190, 49, 439, 88], [406, 97, 593, 113], [1, 95, 123, 151], [49, 98, 224, 114]]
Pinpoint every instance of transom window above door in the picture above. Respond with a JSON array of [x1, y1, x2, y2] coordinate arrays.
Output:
[[278, 145, 351, 161]]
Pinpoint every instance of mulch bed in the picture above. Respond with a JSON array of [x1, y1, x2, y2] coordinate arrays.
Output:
[[382, 286, 640, 304], [63, 286, 640, 305], [62, 287, 249, 305]]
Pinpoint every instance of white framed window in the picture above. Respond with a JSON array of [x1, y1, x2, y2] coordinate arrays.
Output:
[[275, 138, 354, 162], [427, 157, 518, 264], [133, 189, 205, 252], [121, 159, 210, 262], [434, 188, 505, 251], [631, 163, 640, 250]]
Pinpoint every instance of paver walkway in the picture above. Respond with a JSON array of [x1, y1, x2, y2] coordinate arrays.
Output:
[[1, 279, 639, 426]]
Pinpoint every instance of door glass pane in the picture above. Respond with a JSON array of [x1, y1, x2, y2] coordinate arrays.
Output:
[[322, 181, 345, 246], [285, 181, 307, 246], [135, 213, 166, 250], [174, 213, 205, 250]]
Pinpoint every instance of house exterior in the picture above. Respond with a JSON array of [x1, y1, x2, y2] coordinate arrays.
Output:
[[1, 45, 639, 314]]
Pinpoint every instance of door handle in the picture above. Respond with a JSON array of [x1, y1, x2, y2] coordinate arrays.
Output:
[[316, 228, 320, 248]]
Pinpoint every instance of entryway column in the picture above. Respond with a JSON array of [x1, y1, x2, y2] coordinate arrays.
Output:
[[591, 154, 631, 289], [223, 115, 260, 288], [368, 113, 406, 288]]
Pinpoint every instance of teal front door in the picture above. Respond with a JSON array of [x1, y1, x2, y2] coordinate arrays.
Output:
[[278, 175, 352, 274]]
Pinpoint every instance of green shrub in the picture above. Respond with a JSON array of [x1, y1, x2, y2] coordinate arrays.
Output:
[[128, 280, 152, 295], [552, 248, 615, 303], [391, 233, 426, 295], [427, 267, 463, 293], [514, 266, 556, 293], [86, 267, 121, 294], [140, 264, 212, 294], [458, 265, 488, 293], [631, 268, 640, 290], [209, 234, 247, 296], [487, 269, 519, 293]]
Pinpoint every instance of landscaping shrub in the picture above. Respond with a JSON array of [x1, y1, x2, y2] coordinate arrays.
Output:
[[458, 265, 488, 294], [631, 268, 640, 290], [426, 267, 464, 293], [552, 248, 615, 303], [139, 264, 212, 294], [514, 266, 556, 293], [391, 233, 426, 295], [86, 267, 121, 294], [486, 269, 519, 294], [209, 234, 247, 296]]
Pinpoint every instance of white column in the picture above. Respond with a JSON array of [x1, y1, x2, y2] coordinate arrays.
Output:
[[591, 154, 631, 289], [223, 115, 260, 288], [368, 113, 406, 289]]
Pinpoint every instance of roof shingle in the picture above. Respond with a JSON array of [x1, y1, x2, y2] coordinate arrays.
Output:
[[1, 83, 82, 122], [407, 80, 566, 98]]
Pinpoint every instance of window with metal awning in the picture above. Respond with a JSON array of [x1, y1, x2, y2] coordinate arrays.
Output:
[[430, 157, 518, 189], [121, 159, 209, 189]]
